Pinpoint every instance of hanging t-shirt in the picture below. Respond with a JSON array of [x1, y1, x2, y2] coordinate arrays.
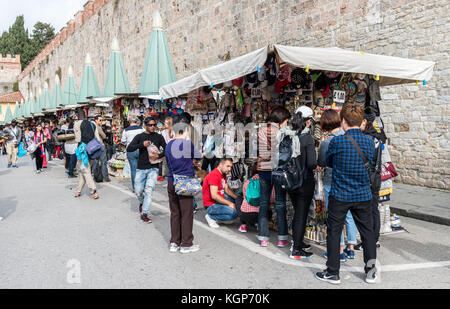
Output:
[[202, 168, 227, 207]]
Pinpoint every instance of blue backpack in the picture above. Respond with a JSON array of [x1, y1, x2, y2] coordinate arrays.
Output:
[[246, 178, 260, 206]]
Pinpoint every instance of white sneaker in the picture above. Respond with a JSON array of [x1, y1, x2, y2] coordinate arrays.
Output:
[[180, 244, 200, 254], [169, 243, 180, 253], [365, 272, 377, 284], [205, 214, 219, 228]]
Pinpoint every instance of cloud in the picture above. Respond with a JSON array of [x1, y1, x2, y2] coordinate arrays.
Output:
[[0, 0, 86, 34]]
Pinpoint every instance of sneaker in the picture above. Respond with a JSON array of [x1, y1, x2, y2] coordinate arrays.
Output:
[[68, 175, 77, 178], [365, 271, 377, 284], [323, 252, 347, 262], [7, 164, 11, 168], [354, 243, 364, 251], [315, 270, 341, 284], [260, 240, 269, 247], [35, 170, 41, 174], [157, 176, 164, 181], [290, 249, 313, 259], [344, 247, 355, 259], [169, 243, 180, 253], [302, 242, 311, 251], [180, 244, 200, 254], [12, 165, 18, 168], [140, 213, 152, 224], [277, 240, 290, 248], [139, 204, 142, 214], [238, 224, 248, 233], [104, 179, 111, 183], [376, 241, 381, 248], [205, 214, 219, 228]]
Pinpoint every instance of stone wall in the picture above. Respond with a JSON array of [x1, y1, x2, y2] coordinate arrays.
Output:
[[0, 54, 21, 95], [18, 0, 450, 189]]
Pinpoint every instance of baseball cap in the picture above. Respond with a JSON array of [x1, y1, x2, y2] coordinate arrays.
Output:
[[295, 106, 314, 119]]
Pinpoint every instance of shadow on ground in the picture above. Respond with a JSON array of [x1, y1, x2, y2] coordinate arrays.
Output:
[[0, 196, 17, 220]]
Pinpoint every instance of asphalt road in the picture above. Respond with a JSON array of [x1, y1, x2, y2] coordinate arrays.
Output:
[[0, 154, 449, 289]]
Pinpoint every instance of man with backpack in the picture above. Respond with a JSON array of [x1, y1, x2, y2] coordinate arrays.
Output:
[[91, 115, 110, 183], [315, 104, 377, 285], [73, 109, 102, 199]]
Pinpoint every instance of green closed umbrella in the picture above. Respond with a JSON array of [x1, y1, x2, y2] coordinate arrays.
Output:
[[34, 88, 44, 116], [139, 11, 176, 96], [77, 54, 100, 103], [41, 82, 51, 113], [4, 103, 13, 124], [101, 38, 131, 98], [48, 75, 63, 112], [63, 66, 79, 109]]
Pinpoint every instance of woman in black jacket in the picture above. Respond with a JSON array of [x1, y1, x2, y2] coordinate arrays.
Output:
[[289, 106, 317, 259]]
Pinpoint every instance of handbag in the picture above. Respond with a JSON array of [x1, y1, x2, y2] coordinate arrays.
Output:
[[86, 138, 104, 159], [173, 174, 202, 196], [18, 142, 27, 157], [27, 143, 38, 153]]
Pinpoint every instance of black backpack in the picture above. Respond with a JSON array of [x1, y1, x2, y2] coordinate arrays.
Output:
[[93, 162, 103, 183], [272, 135, 307, 192]]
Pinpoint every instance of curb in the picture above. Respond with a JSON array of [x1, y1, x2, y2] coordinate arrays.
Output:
[[390, 206, 450, 227]]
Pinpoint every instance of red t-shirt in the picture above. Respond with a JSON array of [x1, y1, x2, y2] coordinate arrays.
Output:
[[202, 168, 227, 207]]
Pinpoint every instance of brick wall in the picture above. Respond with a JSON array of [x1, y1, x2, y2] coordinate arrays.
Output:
[[18, 0, 450, 189]]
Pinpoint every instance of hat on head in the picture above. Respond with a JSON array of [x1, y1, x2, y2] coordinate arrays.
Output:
[[11, 119, 17, 123], [295, 105, 314, 119]]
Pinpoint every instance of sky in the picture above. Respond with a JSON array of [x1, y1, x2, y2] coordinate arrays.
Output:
[[0, 0, 86, 34]]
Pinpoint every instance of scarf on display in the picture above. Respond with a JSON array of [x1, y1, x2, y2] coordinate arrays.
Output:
[[75, 142, 90, 170], [273, 126, 301, 169]]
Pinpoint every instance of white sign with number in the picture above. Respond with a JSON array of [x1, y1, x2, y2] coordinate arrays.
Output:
[[333, 90, 346, 104], [251, 88, 261, 98]]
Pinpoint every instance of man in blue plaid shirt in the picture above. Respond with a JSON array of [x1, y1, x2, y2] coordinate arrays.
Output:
[[316, 104, 377, 285]]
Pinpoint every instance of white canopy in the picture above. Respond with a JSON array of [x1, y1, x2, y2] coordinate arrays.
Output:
[[274, 45, 435, 86], [159, 46, 268, 99]]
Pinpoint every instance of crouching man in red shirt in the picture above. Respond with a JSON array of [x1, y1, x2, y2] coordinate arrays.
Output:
[[202, 157, 238, 228]]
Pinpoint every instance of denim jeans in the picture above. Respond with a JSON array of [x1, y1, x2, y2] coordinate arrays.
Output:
[[127, 150, 139, 190], [67, 153, 77, 176], [206, 204, 238, 222], [135, 168, 159, 214], [272, 184, 289, 241], [257, 178, 289, 241], [324, 185, 357, 246], [206, 193, 238, 222]]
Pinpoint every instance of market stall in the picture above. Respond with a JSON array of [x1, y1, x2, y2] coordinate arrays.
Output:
[[157, 44, 435, 242]]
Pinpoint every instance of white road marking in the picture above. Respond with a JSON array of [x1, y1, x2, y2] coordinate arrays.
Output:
[[105, 182, 450, 274]]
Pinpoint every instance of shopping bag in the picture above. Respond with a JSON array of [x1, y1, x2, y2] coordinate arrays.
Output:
[[18, 142, 27, 157]]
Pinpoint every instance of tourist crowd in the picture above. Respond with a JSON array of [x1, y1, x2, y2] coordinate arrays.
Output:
[[0, 103, 383, 285]]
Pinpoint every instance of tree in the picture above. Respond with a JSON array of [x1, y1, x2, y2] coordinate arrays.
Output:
[[0, 16, 55, 69], [0, 16, 29, 63], [30, 22, 55, 52]]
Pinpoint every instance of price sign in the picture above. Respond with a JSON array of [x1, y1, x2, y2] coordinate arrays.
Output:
[[251, 88, 261, 98], [333, 90, 346, 104]]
